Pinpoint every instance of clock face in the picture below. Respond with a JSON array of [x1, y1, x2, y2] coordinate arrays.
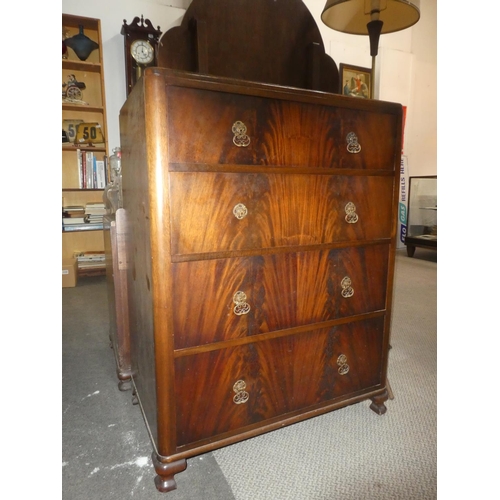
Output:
[[130, 39, 154, 64]]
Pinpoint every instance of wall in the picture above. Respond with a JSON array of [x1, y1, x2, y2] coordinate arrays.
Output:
[[61, 0, 436, 177]]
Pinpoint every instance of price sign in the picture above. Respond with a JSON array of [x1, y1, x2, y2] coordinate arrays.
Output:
[[75, 122, 105, 145], [62, 119, 83, 143]]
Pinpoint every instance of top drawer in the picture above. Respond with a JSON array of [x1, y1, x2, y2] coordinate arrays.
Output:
[[166, 86, 399, 170]]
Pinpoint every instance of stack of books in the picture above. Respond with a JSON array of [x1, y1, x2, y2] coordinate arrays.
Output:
[[62, 205, 88, 231], [84, 202, 107, 230], [74, 251, 106, 273]]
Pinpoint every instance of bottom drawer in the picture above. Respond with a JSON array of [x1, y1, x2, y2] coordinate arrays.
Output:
[[173, 316, 385, 447]]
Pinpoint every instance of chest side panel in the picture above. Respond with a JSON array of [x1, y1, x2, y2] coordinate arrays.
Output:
[[120, 82, 159, 440]]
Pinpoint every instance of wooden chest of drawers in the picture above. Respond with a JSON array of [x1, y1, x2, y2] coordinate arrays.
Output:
[[119, 68, 402, 492]]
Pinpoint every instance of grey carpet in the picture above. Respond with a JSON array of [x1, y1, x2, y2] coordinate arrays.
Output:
[[62, 248, 436, 499], [62, 277, 235, 500]]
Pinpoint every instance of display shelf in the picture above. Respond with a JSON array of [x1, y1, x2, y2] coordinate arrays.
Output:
[[405, 176, 437, 257], [62, 13, 109, 263]]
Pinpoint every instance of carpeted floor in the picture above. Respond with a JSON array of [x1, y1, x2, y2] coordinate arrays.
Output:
[[62, 247, 436, 499]]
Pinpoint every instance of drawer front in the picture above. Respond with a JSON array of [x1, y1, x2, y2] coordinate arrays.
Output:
[[339, 108, 399, 170], [166, 86, 398, 170], [174, 317, 385, 446], [172, 245, 389, 349], [169, 172, 394, 256]]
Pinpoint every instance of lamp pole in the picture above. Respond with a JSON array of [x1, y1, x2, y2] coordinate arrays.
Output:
[[367, 1, 383, 99]]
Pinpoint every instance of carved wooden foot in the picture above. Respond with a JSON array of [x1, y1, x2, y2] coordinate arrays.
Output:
[[131, 388, 139, 405], [369, 389, 389, 415], [152, 453, 187, 493], [118, 378, 132, 391]]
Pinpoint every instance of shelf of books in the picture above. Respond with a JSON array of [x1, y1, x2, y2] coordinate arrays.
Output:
[[63, 13, 108, 278]]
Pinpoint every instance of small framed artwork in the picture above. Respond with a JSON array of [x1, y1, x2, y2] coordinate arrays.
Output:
[[339, 64, 372, 99]]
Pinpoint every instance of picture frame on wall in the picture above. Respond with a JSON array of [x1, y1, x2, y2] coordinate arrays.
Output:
[[339, 63, 372, 99]]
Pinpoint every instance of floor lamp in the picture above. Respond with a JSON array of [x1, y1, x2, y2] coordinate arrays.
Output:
[[321, 0, 421, 98]]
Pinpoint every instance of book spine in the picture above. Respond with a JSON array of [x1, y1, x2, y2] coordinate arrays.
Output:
[[81, 151, 87, 189], [93, 155, 97, 189], [77, 149, 83, 189], [86, 152, 94, 189], [96, 160, 105, 188], [104, 155, 109, 185]]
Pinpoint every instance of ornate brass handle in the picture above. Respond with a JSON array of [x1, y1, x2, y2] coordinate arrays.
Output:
[[232, 121, 251, 147], [337, 354, 349, 375], [341, 276, 354, 298], [233, 380, 249, 404], [233, 203, 248, 220], [344, 202, 358, 224], [233, 291, 251, 315], [346, 132, 361, 153]]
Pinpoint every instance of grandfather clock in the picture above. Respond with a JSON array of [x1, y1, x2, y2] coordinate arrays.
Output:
[[121, 15, 162, 96]]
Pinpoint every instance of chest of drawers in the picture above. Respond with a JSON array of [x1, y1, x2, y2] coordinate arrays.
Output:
[[119, 68, 402, 492]]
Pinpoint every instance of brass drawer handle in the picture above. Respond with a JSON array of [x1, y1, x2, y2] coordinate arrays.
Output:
[[233, 380, 249, 404], [345, 202, 358, 224], [337, 354, 349, 375], [341, 276, 354, 298], [232, 121, 251, 147], [346, 132, 361, 153], [233, 203, 248, 220], [233, 291, 251, 315]]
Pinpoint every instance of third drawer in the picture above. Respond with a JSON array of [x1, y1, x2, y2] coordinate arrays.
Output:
[[172, 244, 390, 349]]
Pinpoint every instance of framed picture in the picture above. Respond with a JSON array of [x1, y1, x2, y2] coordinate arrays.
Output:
[[339, 64, 372, 99]]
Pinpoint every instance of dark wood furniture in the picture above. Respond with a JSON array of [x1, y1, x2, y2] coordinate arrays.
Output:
[[158, 0, 339, 93], [119, 68, 402, 492], [121, 15, 162, 96], [104, 209, 132, 390]]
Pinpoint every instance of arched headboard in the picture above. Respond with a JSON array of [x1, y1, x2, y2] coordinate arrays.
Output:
[[158, 0, 339, 93]]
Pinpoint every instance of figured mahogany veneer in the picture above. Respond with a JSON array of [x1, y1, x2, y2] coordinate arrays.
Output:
[[119, 68, 402, 492], [166, 86, 398, 169], [169, 173, 394, 256]]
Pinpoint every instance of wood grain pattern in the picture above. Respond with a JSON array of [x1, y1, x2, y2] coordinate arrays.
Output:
[[167, 86, 397, 170], [172, 245, 389, 349], [169, 173, 394, 255], [157, 0, 339, 93], [173, 317, 385, 446], [104, 212, 132, 389], [119, 69, 402, 478]]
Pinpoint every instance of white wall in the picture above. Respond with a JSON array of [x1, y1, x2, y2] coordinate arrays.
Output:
[[61, 0, 436, 176]]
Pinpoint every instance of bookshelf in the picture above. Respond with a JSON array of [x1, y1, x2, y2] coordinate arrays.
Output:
[[62, 14, 109, 276]]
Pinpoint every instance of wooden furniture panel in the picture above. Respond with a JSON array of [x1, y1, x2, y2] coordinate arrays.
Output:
[[167, 86, 396, 170], [157, 0, 339, 93], [172, 244, 390, 349], [104, 210, 132, 390], [174, 317, 385, 447], [166, 86, 339, 167], [339, 109, 399, 169], [169, 173, 394, 256], [119, 69, 402, 492]]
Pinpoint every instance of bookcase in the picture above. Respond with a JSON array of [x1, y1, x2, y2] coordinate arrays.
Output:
[[62, 14, 109, 274]]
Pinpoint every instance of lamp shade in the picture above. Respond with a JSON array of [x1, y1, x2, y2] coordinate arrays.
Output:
[[321, 0, 420, 35]]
